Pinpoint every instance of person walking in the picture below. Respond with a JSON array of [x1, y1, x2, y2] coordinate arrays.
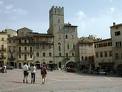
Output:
[[30, 64, 36, 84], [40, 62, 47, 84], [23, 63, 29, 83], [4, 65, 7, 73]]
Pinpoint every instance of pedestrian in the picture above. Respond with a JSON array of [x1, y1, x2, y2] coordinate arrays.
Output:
[[30, 64, 36, 84], [3, 65, 7, 73], [22, 63, 29, 83], [40, 62, 47, 84]]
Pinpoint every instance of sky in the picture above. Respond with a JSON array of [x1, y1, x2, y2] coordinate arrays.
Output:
[[0, 0, 122, 38]]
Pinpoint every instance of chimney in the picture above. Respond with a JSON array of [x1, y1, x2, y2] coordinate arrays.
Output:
[[113, 22, 116, 26]]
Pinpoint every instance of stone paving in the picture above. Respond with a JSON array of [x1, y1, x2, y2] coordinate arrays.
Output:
[[0, 69, 122, 92]]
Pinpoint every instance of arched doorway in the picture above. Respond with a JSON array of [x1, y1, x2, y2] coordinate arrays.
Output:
[[35, 61, 40, 69], [59, 62, 61, 68]]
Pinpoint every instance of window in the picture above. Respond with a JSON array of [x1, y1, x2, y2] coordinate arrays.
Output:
[[8, 34, 10, 37], [49, 45, 51, 49], [67, 44, 69, 49], [108, 42, 112, 46], [65, 35, 68, 39], [30, 54, 32, 58], [59, 46, 61, 51], [109, 51, 112, 57], [25, 47, 27, 51], [19, 39, 21, 43], [82, 56, 84, 60], [66, 53, 68, 57], [72, 53, 74, 56], [104, 51, 107, 57], [1, 45, 4, 49], [96, 52, 99, 58], [42, 45, 45, 49], [24, 54, 27, 60], [49, 53, 52, 57], [100, 52, 103, 57], [115, 31, 120, 36], [95, 44, 97, 48], [19, 54, 21, 58], [85, 56, 87, 61], [1, 38, 4, 41], [9, 40, 11, 43], [58, 19, 60, 23], [25, 40, 27, 43], [115, 53, 119, 59], [19, 47, 21, 52], [30, 47, 32, 52], [59, 53, 61, 56], [116, 41, 121, 47], [36, 52, 39, 57], [43, 53, 45, 57], [73, 44, 75, 49], [59, 26, 60, 31], [72, 35, 74, 39]]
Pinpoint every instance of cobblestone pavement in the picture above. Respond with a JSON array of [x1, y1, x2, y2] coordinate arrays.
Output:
[[0, 69, 122, 92]]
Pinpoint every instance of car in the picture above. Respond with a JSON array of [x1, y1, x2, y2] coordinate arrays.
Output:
[[98, 69, 107, 75], [66, 67, 76, 72]]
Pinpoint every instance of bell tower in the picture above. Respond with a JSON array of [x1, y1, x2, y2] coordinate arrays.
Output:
[[49, 6, 64, 34]]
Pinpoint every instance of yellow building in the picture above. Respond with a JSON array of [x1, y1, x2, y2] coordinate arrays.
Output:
[[0, 29, 17, 67]]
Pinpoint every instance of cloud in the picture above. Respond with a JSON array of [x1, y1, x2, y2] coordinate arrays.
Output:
[[3, 4, 28, 16], [71, 8, 120, 38]]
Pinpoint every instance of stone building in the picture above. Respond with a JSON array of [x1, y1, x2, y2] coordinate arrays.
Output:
[[77, 36, 96, 72], [110, 23, 122, 73], [94, 38, 113, 71], [0, 29, 17, 67], [48, 6, 78, 68], [8, 27, 54, 68], [32, 33, 54, 69], [7, 6, 78, 68]]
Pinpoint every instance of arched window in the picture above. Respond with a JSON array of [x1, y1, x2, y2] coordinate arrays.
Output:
[[59, 46, 61, 51], [36, 52, 39, 57], [43, 52, 46, 57], [67, 44, 69, 49], [66, 53, 68, 57], [49, 53, 52, 57], [72, 53, 74, 56], [59, 53, 61, 56]]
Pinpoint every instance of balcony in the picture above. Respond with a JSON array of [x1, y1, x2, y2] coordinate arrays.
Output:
[[18, 50, 33, 54]]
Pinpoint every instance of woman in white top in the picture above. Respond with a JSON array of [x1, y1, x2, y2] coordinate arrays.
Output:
[[23, 63, 29, 83]]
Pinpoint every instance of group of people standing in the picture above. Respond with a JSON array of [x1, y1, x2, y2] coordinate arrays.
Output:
[[23, 62, 47, 84]]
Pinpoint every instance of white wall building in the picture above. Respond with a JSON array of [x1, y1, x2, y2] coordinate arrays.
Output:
[[110, 23, 122, 72]]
